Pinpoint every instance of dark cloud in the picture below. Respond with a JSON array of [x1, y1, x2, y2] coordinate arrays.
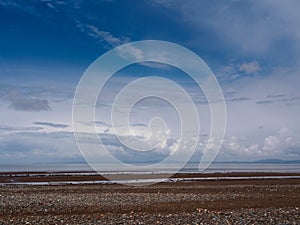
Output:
[[5, 90, 51, 111], [267, 94, 286, 98], [289, 96, 300, 102], [258, 125, 264, 130], [95, 121, 111, 127], [194, 94, 250, 105], [228, 97, 250, 102], [257, 96, 300, 105], [256, 100, 273, 105], [96, 102, 111, 108], [10, 98, 50, 111], [0, 126, 43, 132], [225, 91, 237, 96], [0, 84, 74, 109], [131, 123, 147, 127], [33, 121, 69, 129]]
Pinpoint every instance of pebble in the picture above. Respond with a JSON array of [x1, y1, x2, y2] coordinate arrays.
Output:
[[0, 183, 299, 224]]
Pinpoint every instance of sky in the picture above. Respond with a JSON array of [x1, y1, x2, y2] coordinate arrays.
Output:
[[0, 0, 300, 165]]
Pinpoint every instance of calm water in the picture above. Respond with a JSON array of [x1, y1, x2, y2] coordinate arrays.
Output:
[[0, 162, 300, 173], [182, 163, 300, 173]]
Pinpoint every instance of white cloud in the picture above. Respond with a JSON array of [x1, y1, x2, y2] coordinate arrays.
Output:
[[263, 135, 281, 153], [218, 130, 300, 161], [217, 60, 261, 81], [262, 129, 300, 158], [117, 44, 144, 61], [76, 22, 129, 47], [239, 61, 260, 75]]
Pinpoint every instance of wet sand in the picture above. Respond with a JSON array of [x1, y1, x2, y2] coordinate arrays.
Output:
[[1, 171, 300, 183], [0, 172, 299, 224]]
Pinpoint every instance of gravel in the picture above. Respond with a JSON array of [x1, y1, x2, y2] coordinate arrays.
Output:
[[0, 181, 299, 224]]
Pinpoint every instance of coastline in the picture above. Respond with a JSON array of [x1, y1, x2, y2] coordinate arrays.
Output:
[[1, 171, 300, 185]]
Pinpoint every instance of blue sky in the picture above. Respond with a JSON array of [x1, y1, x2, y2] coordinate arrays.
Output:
[[0, 0, 300, 164]]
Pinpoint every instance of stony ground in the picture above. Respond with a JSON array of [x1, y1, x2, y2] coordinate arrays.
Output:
[[0, 179, 300, 224]]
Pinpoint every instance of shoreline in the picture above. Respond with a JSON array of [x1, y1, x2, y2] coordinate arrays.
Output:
[[1, 171, 300, 185]]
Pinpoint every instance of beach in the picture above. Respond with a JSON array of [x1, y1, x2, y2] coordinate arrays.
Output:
[[0, 172, 300, 224]]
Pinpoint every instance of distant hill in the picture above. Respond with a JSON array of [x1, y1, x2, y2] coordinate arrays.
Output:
[[252, 159, 300, 164], [212, 159, 300, 164]]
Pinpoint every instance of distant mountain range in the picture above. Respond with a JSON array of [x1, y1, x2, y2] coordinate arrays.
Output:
[[213, 159, 300, 164]]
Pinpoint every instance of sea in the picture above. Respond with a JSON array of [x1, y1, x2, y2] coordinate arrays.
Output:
[[1, 162, 300, 174]]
